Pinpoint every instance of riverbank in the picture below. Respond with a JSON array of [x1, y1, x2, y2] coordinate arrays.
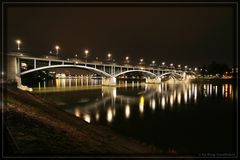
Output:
[[2, 84, 164, 157]]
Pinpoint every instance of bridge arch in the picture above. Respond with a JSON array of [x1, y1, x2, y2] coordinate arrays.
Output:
[[158, 72, 183, 79], [19, 64, 112, 77], [114, 70, 157, 78]]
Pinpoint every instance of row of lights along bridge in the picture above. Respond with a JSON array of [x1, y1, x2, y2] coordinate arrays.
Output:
[[15, 39, 198, 72]]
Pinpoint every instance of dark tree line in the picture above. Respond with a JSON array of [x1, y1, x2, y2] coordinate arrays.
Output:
[[200, 61, 231, 76]]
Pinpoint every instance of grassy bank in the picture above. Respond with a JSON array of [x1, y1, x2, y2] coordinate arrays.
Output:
[[3, 84, 162, 157]]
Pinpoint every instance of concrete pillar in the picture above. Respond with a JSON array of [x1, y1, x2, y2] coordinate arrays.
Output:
[[103, 65, 106, 72], [102, 77, 117, 86], [34, 59, 37, 68], [7, 55, 18, 82]]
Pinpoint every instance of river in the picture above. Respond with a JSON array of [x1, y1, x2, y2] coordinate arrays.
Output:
[[26, 78, 236, 156]]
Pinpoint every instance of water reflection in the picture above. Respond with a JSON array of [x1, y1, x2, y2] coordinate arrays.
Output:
[[36, 79, 235, 125], [78, 83, 233, 124], [139, 96, 144, 114], [107, 108, 113, 123], [125, 104, 130, 119], [35, 80, 235, 154]]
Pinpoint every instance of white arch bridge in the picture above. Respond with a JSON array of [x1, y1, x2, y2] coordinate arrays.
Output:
[[7, 53, 194, 86]]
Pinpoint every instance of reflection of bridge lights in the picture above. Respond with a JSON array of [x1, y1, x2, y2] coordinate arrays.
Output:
[[188, 87, 192, 100], [229, 84, 232, 98], [158, 85, 162, 93], [125, 104, 130, 119], [56, 79, 60, 88], [215, 86, 218, 96], [84, 114, 91, 123], [113, 88, 117, 98], [177, 92, 181, 104], [75, 109, 81, 118], [96, 112, 99, 121], [170, 94, 174, 107], [222, 84, 224, 97], [194, 85, 197, 103], [210, 84, 212, 95], [184, 89, 188, 103], [150, 99, 156, 110], [107, 108, 113, 123], [139, 96, 144, 114], [161, 96, 165, 109]]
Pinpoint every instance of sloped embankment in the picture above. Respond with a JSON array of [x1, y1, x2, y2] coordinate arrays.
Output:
[[3, 84, 161, 156]]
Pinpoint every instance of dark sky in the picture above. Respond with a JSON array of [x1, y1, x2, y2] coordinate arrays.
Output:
[[7, 5, 234, 67]]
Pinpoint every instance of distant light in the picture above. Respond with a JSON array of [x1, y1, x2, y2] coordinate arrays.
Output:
[[125, 56, 129, 60], [170, 63, 173, 67], [194, 67, 198, 71], [152, 60, 155, 64], [185, 65, 188, 69], [178, 64, 181, 68], [1, 72, 4, 75], [16, 39, 21, 50], [84, 49, 89, 54], [107, 53, 111, 58], [16, 40, 21, 44], [140, 58, 143, 62], [55, 45, 60, 50], [20, 53, 23, 56], [162, 62, 165, 65], [75, 54, 78, 57], [67, 58, 70, 61], [46, 56, 48, 59]]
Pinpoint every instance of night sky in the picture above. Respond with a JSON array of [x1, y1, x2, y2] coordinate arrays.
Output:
[[6, 4, 235, 67]]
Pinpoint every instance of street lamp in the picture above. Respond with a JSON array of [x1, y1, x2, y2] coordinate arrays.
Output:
[[178, 64, 181, 68], [55, 45, 60, 58], [84, 49, 89, 62], [125, 56, 129, 64], [107, 53, 111, 61], [170, 63, 173, 67], [16, 40, 21, 51], [139, 58, 144, 65], [194, 67, 198, 71], [184, 65, 188, 70], [162, 62, 165, 66]]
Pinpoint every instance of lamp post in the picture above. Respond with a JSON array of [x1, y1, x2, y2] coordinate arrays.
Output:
[[151, 60, 156, 67], [139, 58, 144, 66], [16, 40, 21, 52], [125, 56, 129, 64], [55, 45, 60, 59], [107, 53, 112, 61], [170, 63, 174, 69], [85, 49, 89, 62]]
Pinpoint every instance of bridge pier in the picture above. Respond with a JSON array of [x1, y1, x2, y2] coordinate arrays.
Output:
[[145, 77, 161, 84], [102, 77, 117, 86]]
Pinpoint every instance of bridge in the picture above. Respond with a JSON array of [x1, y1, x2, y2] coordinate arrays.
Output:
[[7, 52, 193, 88]]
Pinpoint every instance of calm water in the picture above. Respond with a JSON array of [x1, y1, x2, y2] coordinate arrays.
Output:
[[31, 78, 237, 156]]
